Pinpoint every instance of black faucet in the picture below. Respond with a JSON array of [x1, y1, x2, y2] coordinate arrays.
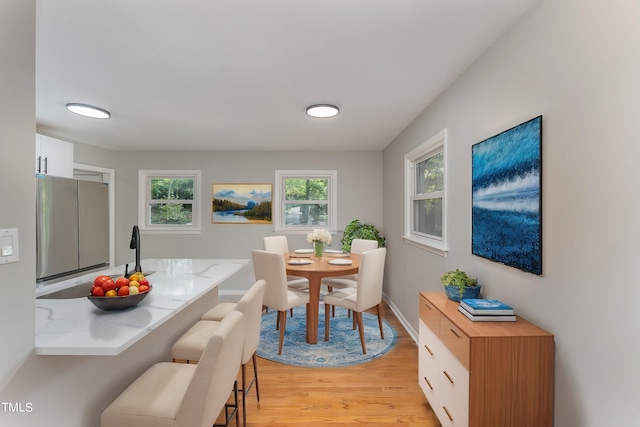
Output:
[[129, 225, 142, 275]]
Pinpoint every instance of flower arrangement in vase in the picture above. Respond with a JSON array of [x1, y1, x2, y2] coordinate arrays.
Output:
[[307, 229, 332, 257]]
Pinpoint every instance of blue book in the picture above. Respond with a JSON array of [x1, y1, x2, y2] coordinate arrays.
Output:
[[458, 306, 516, 322], [460, 298, 514, 315]]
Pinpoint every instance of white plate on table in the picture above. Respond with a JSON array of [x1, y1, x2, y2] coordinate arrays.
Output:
[[327, 252, 349, 257], [328, 259, 353, 266], [294, 249, 314, 254], [288, 259, 312, 265]]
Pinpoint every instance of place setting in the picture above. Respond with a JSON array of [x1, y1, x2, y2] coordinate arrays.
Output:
[[287, 258, 313, 265], [327, 258, 352, 265], [291, 248, 314, 258], [325, 249, 350, 257]]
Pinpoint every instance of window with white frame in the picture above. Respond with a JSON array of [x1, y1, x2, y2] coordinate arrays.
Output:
[[138, 170, 201, 233], [274, 170, 337, 232], [404, 129, 448, 255]]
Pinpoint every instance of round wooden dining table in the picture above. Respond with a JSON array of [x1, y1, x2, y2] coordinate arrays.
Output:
[[285, 252, 360, 344]]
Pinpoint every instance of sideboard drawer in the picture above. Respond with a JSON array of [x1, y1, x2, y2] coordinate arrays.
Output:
[[439, 343, 469, 411], [439, 395, 469, 427], [420, 295, 441, 335], [418, 320, 440, 402], [440, 314, 470, 370]]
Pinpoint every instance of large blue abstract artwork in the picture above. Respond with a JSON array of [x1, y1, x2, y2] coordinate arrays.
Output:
[[472, 116, 542, 275]]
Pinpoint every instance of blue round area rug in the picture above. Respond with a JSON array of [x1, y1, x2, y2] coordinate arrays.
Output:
[[257, 305, 397, 368]]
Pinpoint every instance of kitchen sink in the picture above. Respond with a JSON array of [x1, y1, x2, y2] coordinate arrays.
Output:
[[37, 272, 155, 299]]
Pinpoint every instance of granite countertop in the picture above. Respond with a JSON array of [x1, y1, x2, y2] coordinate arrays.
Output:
[[35, 258, 249, 356]]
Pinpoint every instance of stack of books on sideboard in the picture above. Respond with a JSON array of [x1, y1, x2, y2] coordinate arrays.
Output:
[[458, 298, 516, 322]]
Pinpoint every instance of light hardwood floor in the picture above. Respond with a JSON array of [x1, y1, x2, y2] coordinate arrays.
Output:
[[218, 301, 438, 426]]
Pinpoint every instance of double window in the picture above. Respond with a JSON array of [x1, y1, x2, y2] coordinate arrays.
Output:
[[404, 130, 448, 255], [138, 170, 201, 233], [274, 170, 337, 232]]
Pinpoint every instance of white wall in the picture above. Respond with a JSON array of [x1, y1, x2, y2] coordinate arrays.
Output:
[[0, 0, 36, 392], [383, 0, 640, 426], [111, 150, 383, 290]]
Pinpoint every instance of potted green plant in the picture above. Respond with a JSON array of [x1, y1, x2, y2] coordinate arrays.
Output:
[[440, 269, 481, 301], [340, 219, 385, 253]]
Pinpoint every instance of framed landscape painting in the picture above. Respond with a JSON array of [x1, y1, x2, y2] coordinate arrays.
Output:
[[212, 183, 272, 224], [471, 116, 543, 275]]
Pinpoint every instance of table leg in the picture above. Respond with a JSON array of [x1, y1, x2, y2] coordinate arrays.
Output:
[[306, 276, 321, 344]]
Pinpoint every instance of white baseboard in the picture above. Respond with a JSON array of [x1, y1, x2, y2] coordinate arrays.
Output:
[[382, 293, 417, 343]]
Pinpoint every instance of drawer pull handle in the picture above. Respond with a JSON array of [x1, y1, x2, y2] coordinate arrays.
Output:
[[423, 344, 433, 356], [443, 370, 454, 384], [424, 376, 433, 390], [449, 328, 460, 338], [424, 303, 432, 310], [443, 406, 454, 422]]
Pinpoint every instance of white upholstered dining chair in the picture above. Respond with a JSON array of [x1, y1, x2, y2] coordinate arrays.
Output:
[[322, 238, 379, 317], [252, 249, 310, 354], [171, 280, 266, 427], [323, 247, 387, 354], [263, 235, 309, 290], [101, 311, 245, 427], [321, 238, 378, 291]]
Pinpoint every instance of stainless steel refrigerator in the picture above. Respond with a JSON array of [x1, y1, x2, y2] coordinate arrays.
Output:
[[36, 176, 110, 282]]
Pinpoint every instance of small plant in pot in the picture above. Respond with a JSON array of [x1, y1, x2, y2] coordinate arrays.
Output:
[[440, 269, 481, 302]]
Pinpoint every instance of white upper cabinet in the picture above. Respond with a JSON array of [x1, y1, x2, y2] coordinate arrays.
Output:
[[35, 134, 74, 178]]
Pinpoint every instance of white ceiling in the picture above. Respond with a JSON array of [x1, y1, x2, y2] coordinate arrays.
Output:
[[35, 0, 538, 152]]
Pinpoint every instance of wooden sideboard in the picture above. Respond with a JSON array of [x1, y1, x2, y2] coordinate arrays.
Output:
[[418, 292, 554, 427]]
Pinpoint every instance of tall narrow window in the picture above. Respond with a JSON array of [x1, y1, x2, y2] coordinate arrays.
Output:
[[138, 170, 201, 233], [404, 130, 448, 255], [274, 170, 337, 232]]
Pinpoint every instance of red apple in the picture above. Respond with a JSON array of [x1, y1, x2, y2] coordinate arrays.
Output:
[[101, 278, 116, 292], [91, 286, 105, 297], [93, 275, 112, 288], [117, 286, 130, 296], [138, 284, 149, 293], [138, 277, 149, 287], [115, 276, 130, 289]]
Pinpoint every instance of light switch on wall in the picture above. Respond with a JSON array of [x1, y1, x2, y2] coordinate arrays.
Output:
[[0, 228, 19, 264]]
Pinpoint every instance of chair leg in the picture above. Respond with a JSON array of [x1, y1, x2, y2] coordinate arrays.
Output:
[[241, 363, 247, 427], [278, 311, 287, 355], [238, 353, 260, 427], [252, 352, 260, 403], [328, 286, 335, 317], [355, 311, 366, 354], [324, 302, 331, 341], [235, 380, 240, 426], [213, 380, 239, 426], [376, 304, 384, 339]]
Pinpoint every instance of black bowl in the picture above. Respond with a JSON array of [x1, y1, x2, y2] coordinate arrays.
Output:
[[87, 286, 152, 310]]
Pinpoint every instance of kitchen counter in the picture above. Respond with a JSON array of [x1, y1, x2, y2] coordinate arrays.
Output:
[[35, 258, 249, 356]]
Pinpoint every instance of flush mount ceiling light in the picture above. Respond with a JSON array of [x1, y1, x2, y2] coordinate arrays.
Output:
[[306, 104, 339, 118], [66, 103, 111, 119]]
